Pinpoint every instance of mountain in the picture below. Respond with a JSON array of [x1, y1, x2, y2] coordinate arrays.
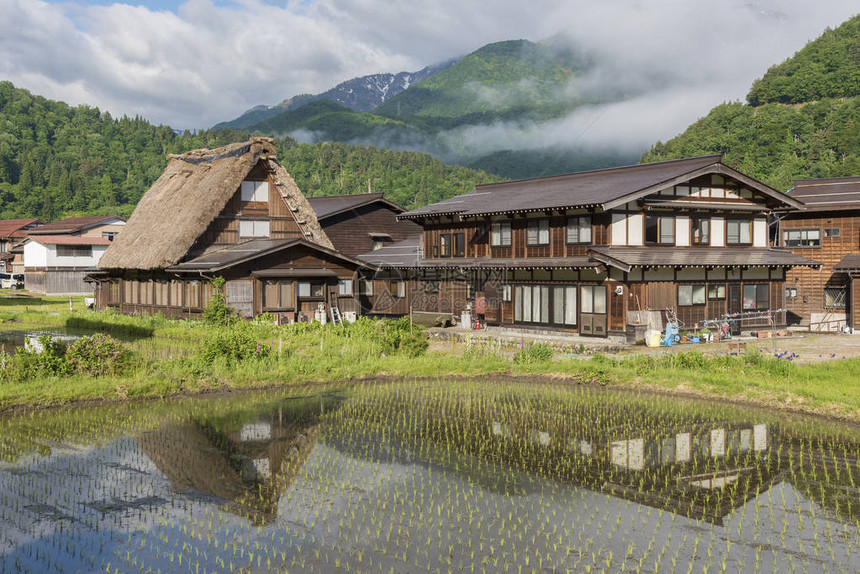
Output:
[[232, 38, 637, 179], [642, 15, 860, 191], [213, 60, 457, 131], [0, 81, 499, 221]]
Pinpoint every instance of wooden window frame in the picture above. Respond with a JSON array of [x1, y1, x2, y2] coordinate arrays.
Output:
[[742, 283, 769, 310], [490, 221, 512, 247], [691, 216, 710, 245], [566, 215, 592, 245], [526, 219, 550, 246], [678, 284, 706, 307], [644, 214, 675, 245], [782, 227, 821, 248], [708, 284, 726, 300], [726, 218, 753, 246]]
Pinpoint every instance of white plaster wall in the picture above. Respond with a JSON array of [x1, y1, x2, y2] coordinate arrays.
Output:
[[753, 218, 768, 247], [628, 213, 643, 246], [711, 217, 725, 247], [675, 216, 690, 247], [611, 213, 627, 246], [46, 244, 107, 267], [23, 242, 48, 268]]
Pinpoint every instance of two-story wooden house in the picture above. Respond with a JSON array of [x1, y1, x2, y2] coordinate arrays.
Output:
[[93, 138, 373, 322], [779, 177, 860, 330], [359, 156, 819, 337]]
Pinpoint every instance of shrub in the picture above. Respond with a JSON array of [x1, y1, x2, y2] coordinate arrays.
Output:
[[65, 333, 135, 376], [9, 335, 71, 380], [344, 317, 429, 357], [202, 276, 236, 326], [200, 326, 269, 367], [513, 343, 554, 365]]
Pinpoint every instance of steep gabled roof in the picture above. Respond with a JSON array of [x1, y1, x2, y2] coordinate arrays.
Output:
[[98, 138, 332, 271], [786, 177, 860, 211], [400, 156, 801, 219], [27, 215, 124, 235], [308, 193, 405, 220], [0, 218, 42, 239]]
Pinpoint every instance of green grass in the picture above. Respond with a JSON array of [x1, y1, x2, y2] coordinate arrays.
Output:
[[1, 292, 858, 421]]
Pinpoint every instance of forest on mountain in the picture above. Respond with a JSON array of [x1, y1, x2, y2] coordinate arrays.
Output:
[[643, 15, 860, 191], [0, 81, 498, 222]]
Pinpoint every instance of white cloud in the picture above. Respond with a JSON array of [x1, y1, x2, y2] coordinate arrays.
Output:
[[0, 0, 856, 137]]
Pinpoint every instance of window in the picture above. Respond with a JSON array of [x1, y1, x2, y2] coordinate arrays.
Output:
[[783, 228, 821, 247], [391, 281, 406, 298], [298, 282, 311, 298], [490, 222, 512, 247], [338, 279, 353, 296], [691, 217, 710, 245], [359, 279, 374, 296], [514, 285, 550, 323], [824, 287, 846, 308], [644, 214, 675, 244], [581, 285, 606, 314], [439, 234, 451, 257], [502, 285, 512, 302], [264, 280, 294, 309], [424, 281, 439, 294], [57, 245, 93, 257], [824, 228, 841, 238], [238, 220, 270, 238], [371, 239, 384, 251], [298, 282, 323, 298], [551, 286, 577, 325], [708, 284, 726, 300], [726, 219, 752, 245], [678, 285, 706, 306], [526, 219, 550, 246], [102, 232, 118, 242], [566, 216, 592, 244], [742, 284, 769, 310], [453, 233, 465, 257], [241, 180, 269, 203], [785, 287, 798, 300]]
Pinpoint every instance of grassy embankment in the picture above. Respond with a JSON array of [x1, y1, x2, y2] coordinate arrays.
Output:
[[1, 291, 858, 421]]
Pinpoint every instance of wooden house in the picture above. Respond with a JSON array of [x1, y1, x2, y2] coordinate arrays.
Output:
[[23, 215, 125, 295], [307, 193, 422, 257], [0, 218, 42, 273], [780, 177, 860, 330], [93, 138, 373, 322], [359, 156, 819, 337]]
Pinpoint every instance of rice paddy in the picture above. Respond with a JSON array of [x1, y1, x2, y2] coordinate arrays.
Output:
[[1, 380, 858, 573]]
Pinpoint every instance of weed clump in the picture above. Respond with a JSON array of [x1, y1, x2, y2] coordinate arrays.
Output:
[[513, 343, 554, 365], [4, 333, 135, 381]]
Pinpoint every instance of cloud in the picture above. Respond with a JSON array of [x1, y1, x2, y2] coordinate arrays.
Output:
[[0, 0, 856, 136]]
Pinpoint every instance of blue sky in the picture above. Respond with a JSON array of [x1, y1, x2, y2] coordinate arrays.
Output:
[[1, 0, 858, 144]]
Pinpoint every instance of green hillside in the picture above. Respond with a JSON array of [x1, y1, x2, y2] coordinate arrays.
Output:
[[374, 39, 593, 123], [643, 15, 860, 191], [0, 82, 498, 221]]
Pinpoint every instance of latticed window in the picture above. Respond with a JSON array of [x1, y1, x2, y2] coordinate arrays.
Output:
[[824, 287, 847, 309]]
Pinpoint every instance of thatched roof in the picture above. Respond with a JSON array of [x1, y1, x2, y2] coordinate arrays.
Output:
[[99, 138, 332, 270]]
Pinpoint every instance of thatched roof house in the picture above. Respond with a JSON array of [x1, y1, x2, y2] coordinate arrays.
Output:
[[93, 138, 371, 322], [99, 137, 331, 271]]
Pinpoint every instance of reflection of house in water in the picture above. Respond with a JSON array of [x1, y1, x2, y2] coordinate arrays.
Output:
[[138, 396, 336, 525]]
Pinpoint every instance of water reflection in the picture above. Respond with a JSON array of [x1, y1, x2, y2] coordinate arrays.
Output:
[[0, 384, 858, 574]]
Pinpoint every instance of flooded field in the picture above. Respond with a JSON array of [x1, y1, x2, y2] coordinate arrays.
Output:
[[1, 381, 858, 573]]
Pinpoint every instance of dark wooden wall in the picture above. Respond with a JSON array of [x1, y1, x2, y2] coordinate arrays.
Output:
[[783, 212, 859, 323], [320, 203, 421, 258]]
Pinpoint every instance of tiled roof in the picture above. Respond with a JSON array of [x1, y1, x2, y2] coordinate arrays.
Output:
[[0, 218, 41, 238], [30, 235, 112, 246], [28, 215, 124, 235], [400, 156, 800, 220], [834, 254, 860, 272], [308, 193, 402, 220], [169, 238, 372, 272], [787, 177, 860, 211], [589, 246, 820, 272]]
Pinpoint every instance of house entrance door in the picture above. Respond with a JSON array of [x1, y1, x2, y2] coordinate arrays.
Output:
[[728, 283, 742, 335], [580, 285, 607, 337]]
